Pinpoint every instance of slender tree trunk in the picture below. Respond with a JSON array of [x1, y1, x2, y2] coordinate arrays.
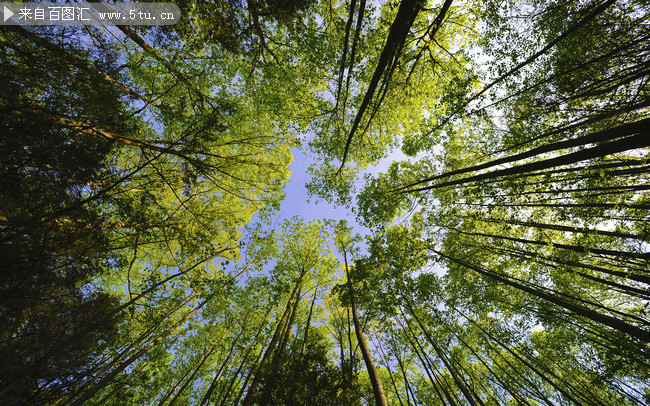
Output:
[[431, 0, 617, 133], [338, 0, 427, 170], [395, 351, 417, 406], [491, 184, 650, 201], [68, 270, 244, 406], [342, 248, 388, 406], [260, 283, 302, 404], [0, 251, 240, 399], [166, 346, 217, 406], [199, 321, 251, 406], [402, 300, 480, 406], [486, 243, 650, 299], [375, 338, 405, 406], [453, 330, 532, 406], [289, 284, 319, 405], [334, 0, 359, 108], [455, 201, 650, 211], [242, 271, 304, 406], [401, 121, 650, 194], [218, 309, 271, 406], [341, 0, 367, 115], [453, 305, 606, 405], [435, 250, 650, 342], [464, 215, 648, 242], [346, 306, 354, 378], [400, 316, 453, 406], [447, 226, 649, 260]]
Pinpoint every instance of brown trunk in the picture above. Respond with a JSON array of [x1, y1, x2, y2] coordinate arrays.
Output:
[[289, 284, 319, 405], [241, 271, 304, 406], [402, 300, 480, 406], [260, 283, 302, 404], [436, 250, 650, 342], [338, 0, 427, 170], [402, 122, 650, 194], [342, 249, 388, 406]]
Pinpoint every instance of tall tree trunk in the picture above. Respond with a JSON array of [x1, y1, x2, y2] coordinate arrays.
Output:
[[484, 243, 650, 298], [447, 227, 649, 260], [338, 0, 428, 170], [199, 319, 252, 406], [398, 116, 649, 192], [435, 250, 650, 342], [401, 122, 650, 194], [451, 306, 584, 405], [375, 338, 405, 406], [166, 346, 217, 406], [260, 283, 302, 404], [289, 284, 319, 405], [451, 328, 533, 406], [218, 311, 272, 406], [68, 268, 246, 406], [400, 316, 453, 406], [463, 215, 648, 242], [334, 0, 360, 108], [394, 350, 417, 406], [342, 249, 388, 406], [0, 251, 240, 399], [431, 0, 617, 133], [242, 271, 304, 406], [402, 300, 481, 406]]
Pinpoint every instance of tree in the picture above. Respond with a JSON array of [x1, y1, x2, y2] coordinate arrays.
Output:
[[334, 220, 389, 406], [2, 0, 649, 404]]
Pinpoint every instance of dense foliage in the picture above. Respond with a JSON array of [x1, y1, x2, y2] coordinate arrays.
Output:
[[1, 0, 648, 404]]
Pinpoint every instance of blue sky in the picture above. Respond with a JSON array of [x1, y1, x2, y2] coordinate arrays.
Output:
[[272, 147, 365, 231]]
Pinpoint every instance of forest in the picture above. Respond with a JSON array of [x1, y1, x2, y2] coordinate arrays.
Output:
[[0, 0, 648, 404]]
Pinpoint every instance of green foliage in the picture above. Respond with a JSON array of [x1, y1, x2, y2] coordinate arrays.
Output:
[[2, 0, 649, 405]]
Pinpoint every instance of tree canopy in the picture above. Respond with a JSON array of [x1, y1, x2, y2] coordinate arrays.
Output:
[[1, 0, 648, 404]]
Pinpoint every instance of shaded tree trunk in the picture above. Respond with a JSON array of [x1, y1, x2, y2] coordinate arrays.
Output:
[[342, 248, 388, 406]]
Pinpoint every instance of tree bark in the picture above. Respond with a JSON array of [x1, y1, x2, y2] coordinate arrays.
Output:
[[342, 249, 388, 406], [401, 122, 650, 194], [338, 0, 428, 171], [436, 250, 650, 342], [289, 284, 319, 405], [430, 0, 617, 134], [402, 300, 480, 406], [241, 271, 304, 406]]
